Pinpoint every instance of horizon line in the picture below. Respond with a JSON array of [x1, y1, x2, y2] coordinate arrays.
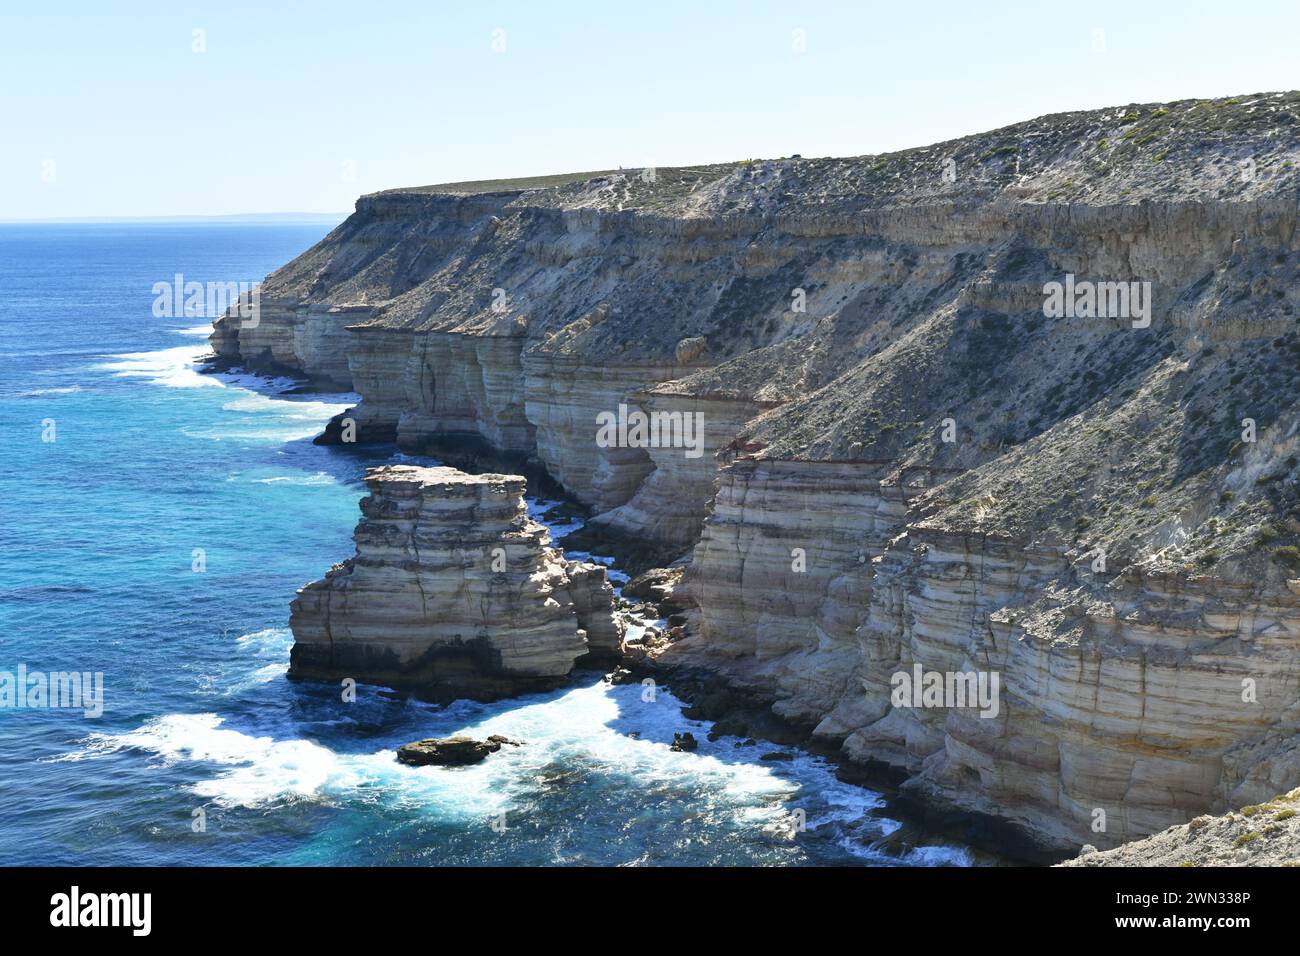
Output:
[[0, 212, 351, 225]]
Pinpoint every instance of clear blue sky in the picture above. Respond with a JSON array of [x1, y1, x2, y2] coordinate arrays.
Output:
[[3, 1, 1297, 219]]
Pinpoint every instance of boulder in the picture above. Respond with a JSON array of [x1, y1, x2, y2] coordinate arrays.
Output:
[[396, 735, 522, 767]]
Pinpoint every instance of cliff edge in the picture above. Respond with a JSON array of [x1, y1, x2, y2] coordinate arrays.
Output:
[[226, 92, 1300, 854]]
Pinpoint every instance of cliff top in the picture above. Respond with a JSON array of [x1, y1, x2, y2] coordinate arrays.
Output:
[[366, 92, 1300, 212], [363, 464, 526, 493], [367, 169, 623, 197]]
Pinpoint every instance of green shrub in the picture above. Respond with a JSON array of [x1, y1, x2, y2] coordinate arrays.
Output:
[[1273, 546, 1300, 569]]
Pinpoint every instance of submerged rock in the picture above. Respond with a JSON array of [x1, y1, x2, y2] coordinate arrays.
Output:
[[670, 732, 698, 752]]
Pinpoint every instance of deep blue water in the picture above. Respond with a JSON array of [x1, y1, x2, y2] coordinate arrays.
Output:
[[0, 224, 972, 866]]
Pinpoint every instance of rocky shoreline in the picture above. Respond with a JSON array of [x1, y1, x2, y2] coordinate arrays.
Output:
[[218, 92, 1300, 860], [615, 657, 1063, 864]]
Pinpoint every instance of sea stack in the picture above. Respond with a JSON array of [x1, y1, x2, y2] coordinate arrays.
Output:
[[288, 464, 621, 700]]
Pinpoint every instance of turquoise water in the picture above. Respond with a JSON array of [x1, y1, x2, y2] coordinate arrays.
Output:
[[0, 224, 969, 866]]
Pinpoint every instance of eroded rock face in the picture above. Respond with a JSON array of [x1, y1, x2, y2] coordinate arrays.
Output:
[[288, 465, 620, 701], [666, 458, 1300, 853], [565, 560, 625, 665], [588, 392, 772, 549], [231, 93, 1300, 853]]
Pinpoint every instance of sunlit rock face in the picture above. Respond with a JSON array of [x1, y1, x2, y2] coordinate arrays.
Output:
[[288, 465, 618, 701], [230, 93, 1300, 851]]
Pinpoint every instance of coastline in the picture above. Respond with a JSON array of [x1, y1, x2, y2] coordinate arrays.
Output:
[[195, 349, 989, 866], [196, 96, 1300, 862]]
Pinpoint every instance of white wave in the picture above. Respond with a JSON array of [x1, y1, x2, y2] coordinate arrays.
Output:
[[222, 392, 351, 419], [233, 627, 293, 657], [182, 425, 322, 442], [239, 663, 287, 689], [97, 345, 215, 389], [901, 844, 974, 867], [60, 666, 973, 864], [72, 714, 370, 808], [60, 683, 787, 821], [17, 385, 83, 397], [65, 713, 516, 816], [176, 388, 352, 443], [211, 628, 293, 694], [94, 345, 355, 416], [250, 472, 336, 486], [172, 324, 216, 336]]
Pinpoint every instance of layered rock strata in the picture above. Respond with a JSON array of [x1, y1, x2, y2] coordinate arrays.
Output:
[[230, 93, 1300, 854], [564, 560, 625, 664], [288, 465, 620, 700]]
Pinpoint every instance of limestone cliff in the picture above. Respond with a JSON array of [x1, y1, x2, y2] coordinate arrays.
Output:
[[288, 465, 621, 700], [226, 92, 1300, 854]]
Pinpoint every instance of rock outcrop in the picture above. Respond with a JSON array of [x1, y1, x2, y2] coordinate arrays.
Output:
[[564, 560, 625, 664], [231, 92, 1300, 854], [1059, 787, 1300, 866], [396, 735, 522, 766], [288, 464, 620, 701]]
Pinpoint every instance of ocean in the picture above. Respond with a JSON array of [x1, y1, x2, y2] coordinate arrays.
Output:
[[0, 223, 972, 866]]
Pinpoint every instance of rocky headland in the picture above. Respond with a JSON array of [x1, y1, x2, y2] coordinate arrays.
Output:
[[224, 92, 1300, 858]]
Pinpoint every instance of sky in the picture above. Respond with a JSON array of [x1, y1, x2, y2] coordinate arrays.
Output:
[[3, 0, 1298, 219]]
